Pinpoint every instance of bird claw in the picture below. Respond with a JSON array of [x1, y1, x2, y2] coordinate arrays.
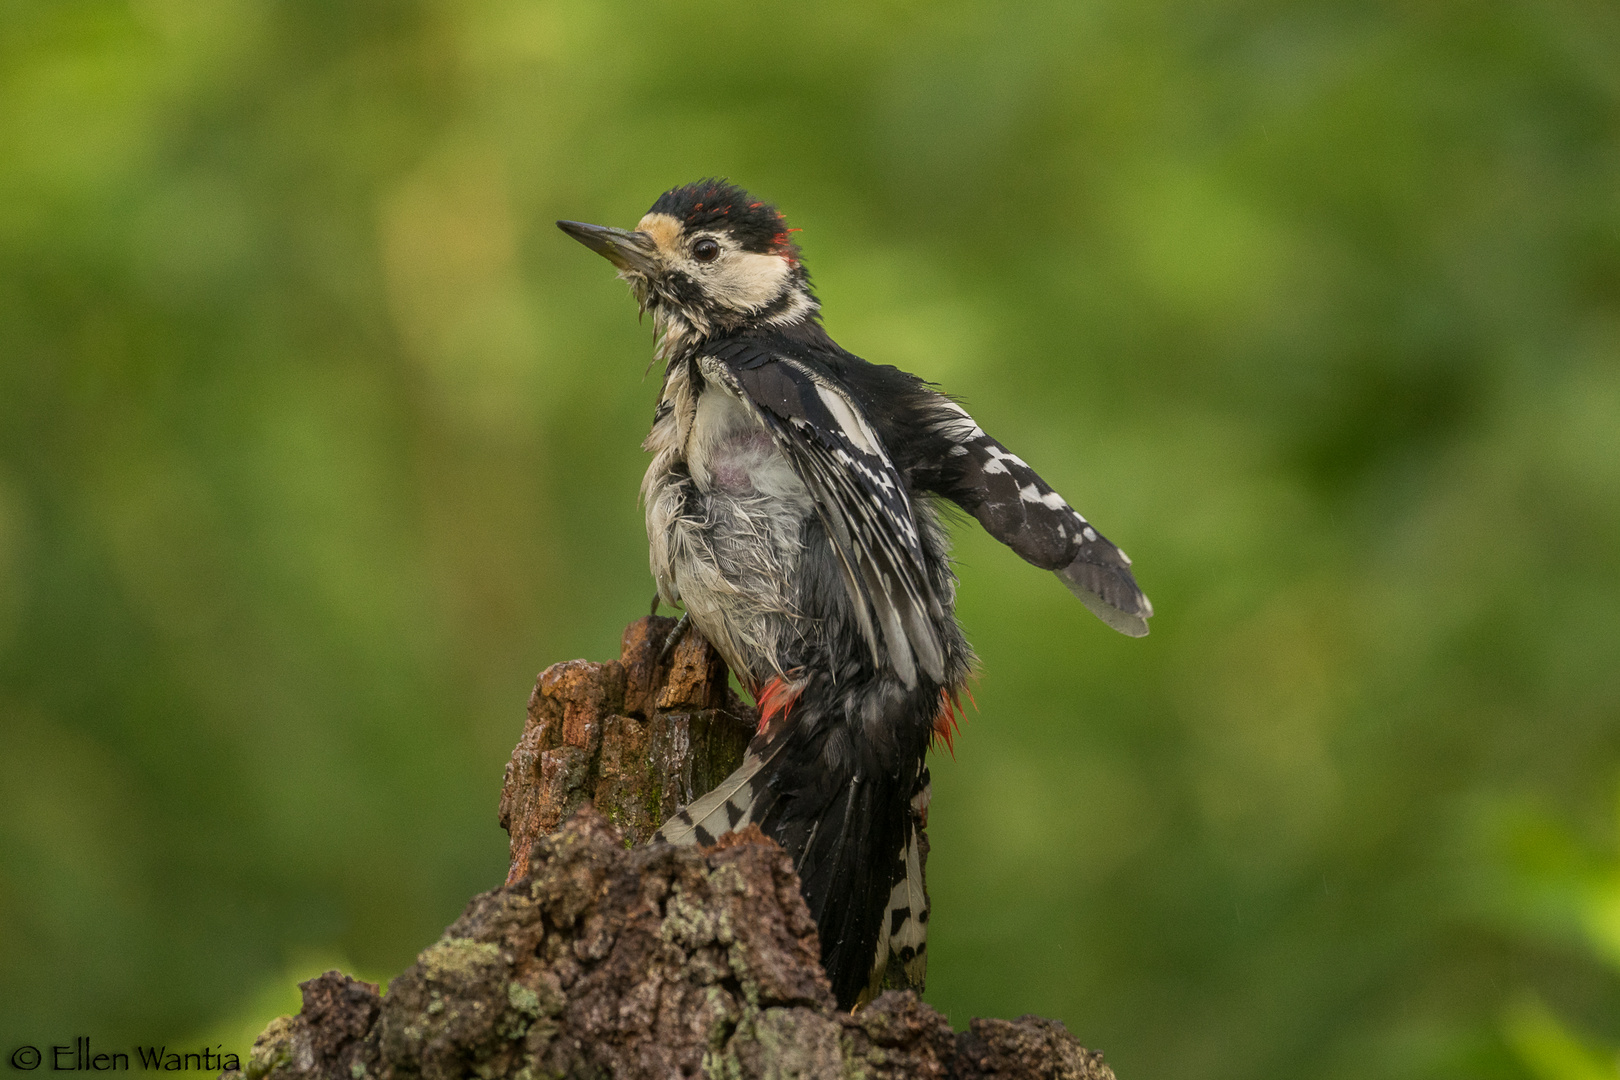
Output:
[[659, 612, 690, 666]]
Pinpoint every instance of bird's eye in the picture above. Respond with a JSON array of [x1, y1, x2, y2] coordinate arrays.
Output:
[[692, 238, 720, 263]]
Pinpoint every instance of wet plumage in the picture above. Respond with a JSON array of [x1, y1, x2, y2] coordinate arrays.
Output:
[[558, 180, 1151, 1008]]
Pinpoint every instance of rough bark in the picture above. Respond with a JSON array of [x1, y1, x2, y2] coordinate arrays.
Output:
[[230, 618, 1118, 1080], [498, 616, 755, 882]]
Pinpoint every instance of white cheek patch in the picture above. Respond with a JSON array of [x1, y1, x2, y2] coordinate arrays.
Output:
[[638, 211, 793, 313], [710, 250, 793, 311], [762, 287, 817, 327]]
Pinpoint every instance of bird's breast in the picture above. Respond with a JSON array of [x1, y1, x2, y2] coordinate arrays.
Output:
[[641, 365, 817, 684], [686, 376, 806, 503]]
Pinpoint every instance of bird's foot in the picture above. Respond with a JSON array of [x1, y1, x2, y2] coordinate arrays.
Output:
[[658, 612, 690, 666]]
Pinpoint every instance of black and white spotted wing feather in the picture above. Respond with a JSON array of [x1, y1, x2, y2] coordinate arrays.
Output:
[[924, 398, 1152, 636], [705, 338, 948, 687]]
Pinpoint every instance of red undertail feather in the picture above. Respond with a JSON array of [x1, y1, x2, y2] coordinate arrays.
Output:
[[756, 676, 803, 735], [933, 686, 970, 756]]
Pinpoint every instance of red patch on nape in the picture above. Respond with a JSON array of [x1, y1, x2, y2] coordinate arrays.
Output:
[[932, 686, 972, 757], [756, 676, 803, 735], [771, 228, 802, 267]]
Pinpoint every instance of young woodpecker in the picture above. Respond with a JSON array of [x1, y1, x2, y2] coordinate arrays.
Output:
[[559, 180, 1151, 1009]]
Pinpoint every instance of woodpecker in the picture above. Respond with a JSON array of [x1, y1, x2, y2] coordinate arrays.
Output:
[[558, 180, 1151, 1009]]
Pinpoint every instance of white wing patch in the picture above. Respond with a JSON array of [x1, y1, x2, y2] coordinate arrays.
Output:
[[815, 383, 882, 455]]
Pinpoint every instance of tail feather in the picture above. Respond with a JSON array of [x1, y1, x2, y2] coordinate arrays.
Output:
[[767, 762, 913, 1008], [654, 678, 941, 1010], [863, 767, 931, 1003], [654, 741, 783, 846]]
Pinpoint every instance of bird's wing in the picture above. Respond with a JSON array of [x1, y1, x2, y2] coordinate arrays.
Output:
[[703, 340, 945, 688], [926, 397, 1153, 636]]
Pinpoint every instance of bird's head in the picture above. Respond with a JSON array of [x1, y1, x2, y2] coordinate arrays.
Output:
[[558, 179, 819, 356]]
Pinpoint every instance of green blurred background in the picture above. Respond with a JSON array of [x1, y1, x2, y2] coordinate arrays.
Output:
[[3, 0, 1619, 1076]]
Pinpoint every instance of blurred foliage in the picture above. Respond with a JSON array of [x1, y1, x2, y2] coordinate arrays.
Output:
[[1, 0, 1617, 1077], [1492, 789, 1620, 1080], [1505, 997, 1620, 1080]]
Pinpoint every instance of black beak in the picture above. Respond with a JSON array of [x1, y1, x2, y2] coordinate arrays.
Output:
[[557, 220, 658, 275]]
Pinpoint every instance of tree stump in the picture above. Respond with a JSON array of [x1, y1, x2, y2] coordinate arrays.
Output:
[[228, 618, 1119, 1080]]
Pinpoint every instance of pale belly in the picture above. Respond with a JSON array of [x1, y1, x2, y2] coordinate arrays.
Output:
[[644, 376, 815, 687]]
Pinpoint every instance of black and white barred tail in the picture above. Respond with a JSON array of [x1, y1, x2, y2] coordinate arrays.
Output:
[[655, 742, 781, 848], [863, 766, 931, 999], [655, 678, 939, 1009]]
